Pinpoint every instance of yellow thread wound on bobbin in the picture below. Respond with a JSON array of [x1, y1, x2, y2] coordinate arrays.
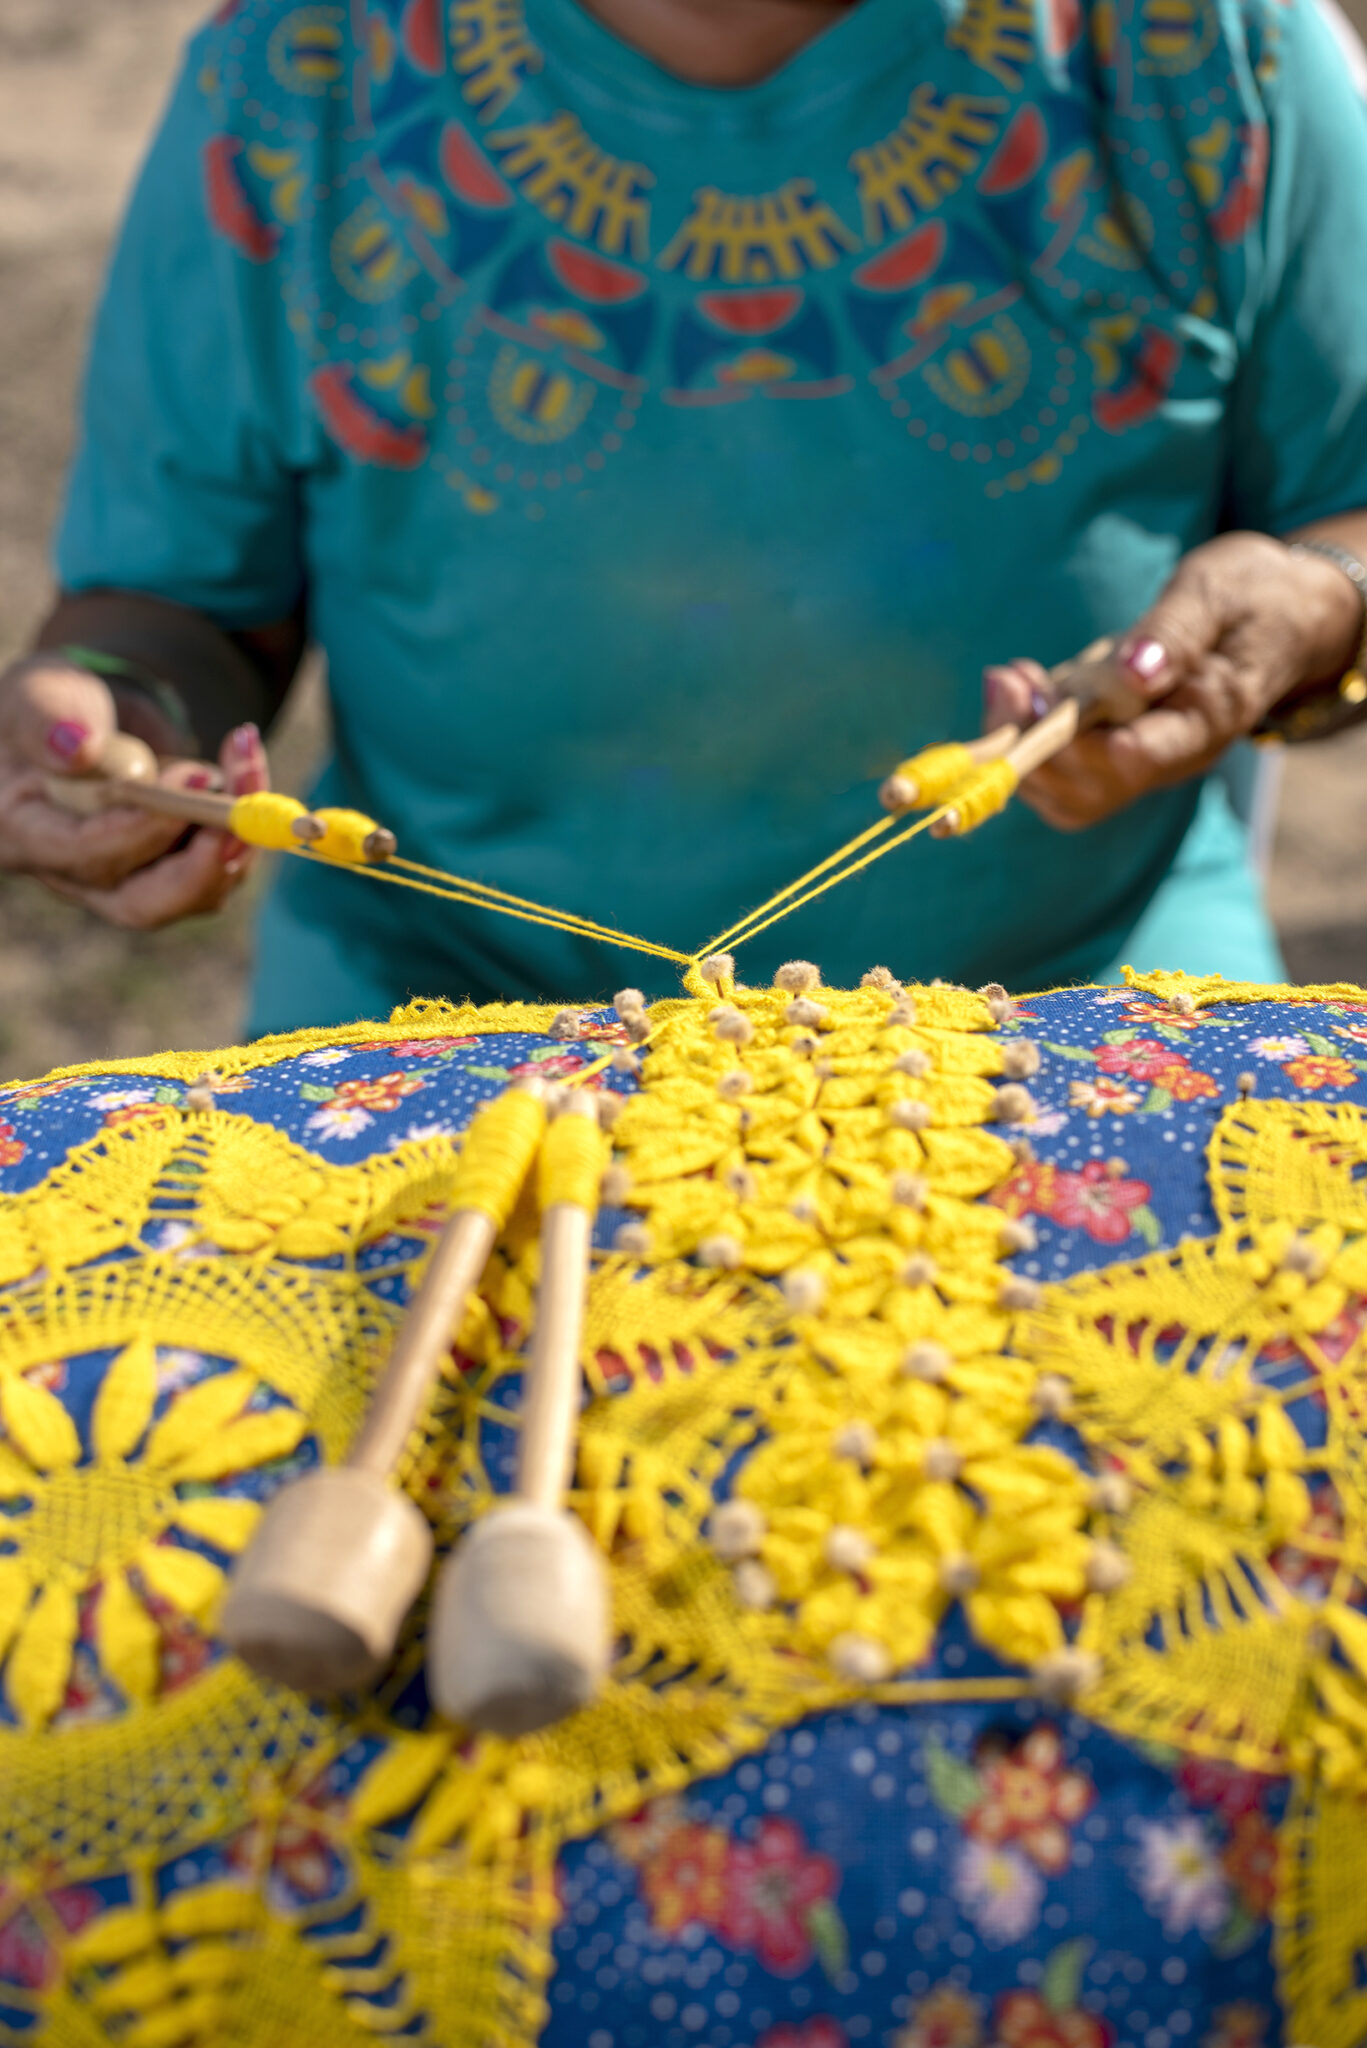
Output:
[[539, 1110, 609, 1213], [451, 1088, 548, 1230], [310, 808, 386, 864], [227, 792, 311, 852], [939, 760, 1019, 836], [886, 744, 977, 810]]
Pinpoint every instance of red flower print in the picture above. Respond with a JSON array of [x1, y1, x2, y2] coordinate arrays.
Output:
[[334, 1071, 427, 1113], [103, 1104, 166, 1130], [1047, 1161, 1151, 1244], [0, 1901, 54, 1992], [640, 1823, 729, 1934], [1221, 1811, 1277, 1919], [1153, 1062, 1219, 1102], [896, 1984, 983, 2048], [757, 2022, 848, 2048], [1122, 1000, 1203, 1030], [1094, 1038, 1186, 1081], [994, 1990, 1112, 2048], [1177, 1756, 1275, 1822], [574, 1019, 632, 1044], [0, 1125, 24, 1168], [716, 1818, 840, 1975], [965, 1724, 1094, 1874], [1283, 1054, 1357, 1091], [508, 1054, 595, 1083], [990, 1161, 1059, 1219], [1202, 2003, 1270, 2048]]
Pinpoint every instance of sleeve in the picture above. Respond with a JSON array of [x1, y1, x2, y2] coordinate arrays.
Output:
[[56, 30, 305, 628], [1223, 0, 1367, 532]]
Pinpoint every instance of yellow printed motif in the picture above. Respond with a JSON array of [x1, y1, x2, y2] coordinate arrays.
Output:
[[266, 5, 346, 95], [450, 0, 544, 122], [851, 86, 1006, 243], [486, 111, 654, 258], [922, 313, 1032, 416], [657, 178, 861, 282], [945, 0, 1037, 91], [331, 197, 420, 302]]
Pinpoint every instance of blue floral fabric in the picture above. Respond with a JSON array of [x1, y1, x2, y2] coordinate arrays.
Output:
[[4, 983, 1366, 2043]]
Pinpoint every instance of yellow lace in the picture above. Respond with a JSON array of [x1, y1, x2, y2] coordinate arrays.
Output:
[[2, 977, 1366, 2045]]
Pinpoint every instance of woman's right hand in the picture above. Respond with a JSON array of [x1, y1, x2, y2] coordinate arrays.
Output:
[[0, 655, 269, 929]]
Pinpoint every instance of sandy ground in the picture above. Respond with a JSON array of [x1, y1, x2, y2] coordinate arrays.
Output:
[[0, 0, 1363, 1079]]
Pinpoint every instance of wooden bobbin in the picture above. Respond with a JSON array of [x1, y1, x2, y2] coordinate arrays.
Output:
[[930, 637, 1148, 837], [428, 1091, 611, 1738], [219, 1085, 547, 1695]]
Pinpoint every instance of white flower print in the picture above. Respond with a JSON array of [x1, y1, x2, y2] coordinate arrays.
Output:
[[1248, 1036, 1309, 1061], [952, 1840, 1043, 1943], [1136, 1817, 1230, 1938], [300, 1048, 354, 1067], [91, 1088, 156, 1109], [305, 1104, 374, 1141], [388, 1121, 457, 1148]]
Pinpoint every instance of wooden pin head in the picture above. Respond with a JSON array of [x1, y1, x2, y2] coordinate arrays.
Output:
[[218, 1467, 433, 1693], [427, 1503, 610, 1736], [43, 730, 160, 815]]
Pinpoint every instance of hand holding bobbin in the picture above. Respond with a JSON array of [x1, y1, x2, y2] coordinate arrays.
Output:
[[219, 1082, 548, 1694]]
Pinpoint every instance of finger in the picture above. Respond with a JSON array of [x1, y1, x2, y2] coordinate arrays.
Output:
[[44, 821, 253, 931], [0, 659, 119, 774], [217, 721, 270, 863], [983, 660, 1050, 733], [1116, 555, 1238, 697], [8, 757, 224, 885]]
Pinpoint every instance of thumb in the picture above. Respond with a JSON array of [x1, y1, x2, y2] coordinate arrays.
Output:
[[1, 657, 119, 774], [1118, 559, 1230, 699]]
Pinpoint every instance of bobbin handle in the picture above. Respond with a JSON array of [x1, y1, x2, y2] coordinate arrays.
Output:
[[517, 1093, 600, 1509], [348, 1209, 499, 1478], [1046, 635, 1148, 727]]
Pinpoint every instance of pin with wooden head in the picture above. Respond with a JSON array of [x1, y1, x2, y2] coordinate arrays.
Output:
[[218, 1082, 548, 1694], [428, 1091, 612, 1738]]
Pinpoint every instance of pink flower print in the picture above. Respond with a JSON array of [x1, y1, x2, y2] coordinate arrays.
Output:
[[1094, 1038, 1186, 1081], [716, 1818, 841, 1975], [1047, 1161, 1151, 1244]]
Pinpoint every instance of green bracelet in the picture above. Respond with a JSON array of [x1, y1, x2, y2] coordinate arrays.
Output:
[[53, 645, 197, 747]]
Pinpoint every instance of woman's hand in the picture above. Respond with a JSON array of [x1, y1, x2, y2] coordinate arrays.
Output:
[[0, 654, 269, 928], [982, 529, 1366, 830]]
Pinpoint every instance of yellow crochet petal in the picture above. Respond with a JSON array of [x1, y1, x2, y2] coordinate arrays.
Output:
[[0, 1557, 32, 1663], [350, 1731, 454, 1829], [142, 1370, 254, 1472], [91, 1337, 158, 1464], [98, 1566, 163, 1706], [6, 1580, 78, 1729], [159, 1886, 259, 1939], [160, 1408, 308, 1484], [0, 1372, 80, 1473], [170, 1496, 263, 1553], [135, 1541, 226, 1621], [65, 1907, 159, 1968]]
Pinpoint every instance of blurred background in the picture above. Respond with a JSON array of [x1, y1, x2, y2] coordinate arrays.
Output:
[[1, 0, 1366, 1076]]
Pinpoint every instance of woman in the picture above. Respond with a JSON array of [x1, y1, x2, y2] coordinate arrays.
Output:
[[2, 0, 1366, 1028]]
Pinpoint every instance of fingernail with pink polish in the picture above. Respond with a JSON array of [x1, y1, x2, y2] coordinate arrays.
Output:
[[1123, 638, 1168, 684], [228, 723, 260, 759], [48, 720, 89, 762], [185, 770, 213, 791]]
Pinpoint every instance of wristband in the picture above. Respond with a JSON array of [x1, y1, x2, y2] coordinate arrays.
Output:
[[53, 645, 198, 749], [1254, 541, 1367, 744]]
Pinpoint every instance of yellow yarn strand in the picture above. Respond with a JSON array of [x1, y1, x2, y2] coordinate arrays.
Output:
[[226, 791, 312, 852], [389, 856, 692, 964], [692, 814, 898, 962], [451, 1088, 548, 1230], [884, 743, 978, 810], [539, 1111, 608, 1212], [698, 807, 949, 958], [935, 759, 1020, 836]]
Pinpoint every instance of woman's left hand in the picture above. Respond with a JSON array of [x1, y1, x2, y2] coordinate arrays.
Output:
[[982, 528, 1366, 830]]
